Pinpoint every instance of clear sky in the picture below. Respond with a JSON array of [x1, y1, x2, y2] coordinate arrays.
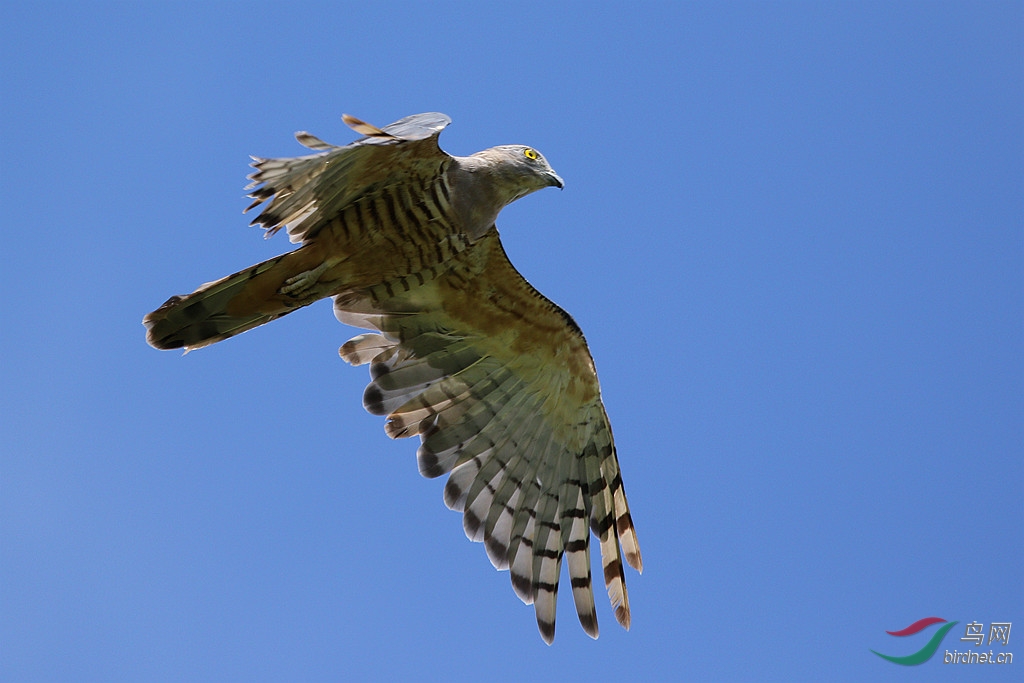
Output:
[[1, 2, 1021, 681]]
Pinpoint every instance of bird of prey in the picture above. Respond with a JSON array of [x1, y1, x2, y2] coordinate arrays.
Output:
[[144, 112, 641, 643]]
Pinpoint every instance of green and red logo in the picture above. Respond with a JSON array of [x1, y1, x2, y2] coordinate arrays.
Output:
[[873, 616, 1013, 666], [871, 617, 958, 666]]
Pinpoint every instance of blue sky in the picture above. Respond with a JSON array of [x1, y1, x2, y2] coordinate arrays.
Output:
[[1, 2, 1021, 680]]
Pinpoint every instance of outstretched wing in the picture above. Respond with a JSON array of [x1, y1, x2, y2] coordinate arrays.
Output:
[[244, 112, 452, 243], [336, 229, 642, 644]]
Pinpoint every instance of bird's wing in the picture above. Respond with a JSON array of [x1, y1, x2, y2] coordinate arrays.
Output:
[[244, 112, 452, 243], [336, 229, 642, 644]]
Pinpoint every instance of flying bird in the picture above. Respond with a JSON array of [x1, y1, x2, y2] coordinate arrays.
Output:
[[144, 112, 642, 643]]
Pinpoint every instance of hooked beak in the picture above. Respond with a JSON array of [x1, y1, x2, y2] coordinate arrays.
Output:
[[547, 171, 565, 189]]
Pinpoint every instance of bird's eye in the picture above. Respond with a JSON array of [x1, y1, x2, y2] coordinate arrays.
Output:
[[523, 148, 539, 160]]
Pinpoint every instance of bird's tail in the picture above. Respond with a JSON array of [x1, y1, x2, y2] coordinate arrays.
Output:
[[144, 245, 323, 351]]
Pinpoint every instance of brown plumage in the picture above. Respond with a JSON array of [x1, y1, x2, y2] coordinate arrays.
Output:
[[144, 113, 641, 643]]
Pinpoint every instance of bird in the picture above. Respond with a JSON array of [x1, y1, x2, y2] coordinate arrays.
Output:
[[144, 112, 641, 644]]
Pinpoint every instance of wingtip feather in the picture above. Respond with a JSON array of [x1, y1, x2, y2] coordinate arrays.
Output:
[[342, 113, 393, 138]]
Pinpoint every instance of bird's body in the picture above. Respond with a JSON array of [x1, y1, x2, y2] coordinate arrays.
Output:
[[145, 113, 641, 643]]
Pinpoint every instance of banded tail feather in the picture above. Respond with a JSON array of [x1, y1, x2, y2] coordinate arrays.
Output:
[[144, 245, 323, 351]]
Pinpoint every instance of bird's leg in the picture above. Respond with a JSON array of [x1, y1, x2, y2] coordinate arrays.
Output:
[[280, 261, 331, 298]]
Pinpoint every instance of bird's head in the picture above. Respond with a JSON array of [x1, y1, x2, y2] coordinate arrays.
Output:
[[449, 144, 563, 238], [483, 145, 564, 200]]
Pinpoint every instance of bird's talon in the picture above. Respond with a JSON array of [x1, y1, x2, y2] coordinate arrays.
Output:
[[280, 263, 328, 297]]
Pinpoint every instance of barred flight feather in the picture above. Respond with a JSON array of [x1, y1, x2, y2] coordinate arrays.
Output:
[[463, 455, 509, 543], [505, 431, 555, 606], [508, 476, 543, 604], [562, 485, 599, 637], [462, 410, 544, 541], [387, 365, 518, 440], [416, 381, 532, 478], [338, 333, 393, 365], [444, 455, 485, 513], [483, 423, 552, 569], [293, 131, 338, 151], [382, 352, 494, 412], [531, 454, 568, 644]]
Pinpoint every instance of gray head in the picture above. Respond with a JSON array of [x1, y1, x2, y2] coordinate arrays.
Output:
[[449, 144, 564, 238], [478, 145, 564, 195]]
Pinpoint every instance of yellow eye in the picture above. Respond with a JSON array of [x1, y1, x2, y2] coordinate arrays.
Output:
[[523, 148, 539, 160]]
